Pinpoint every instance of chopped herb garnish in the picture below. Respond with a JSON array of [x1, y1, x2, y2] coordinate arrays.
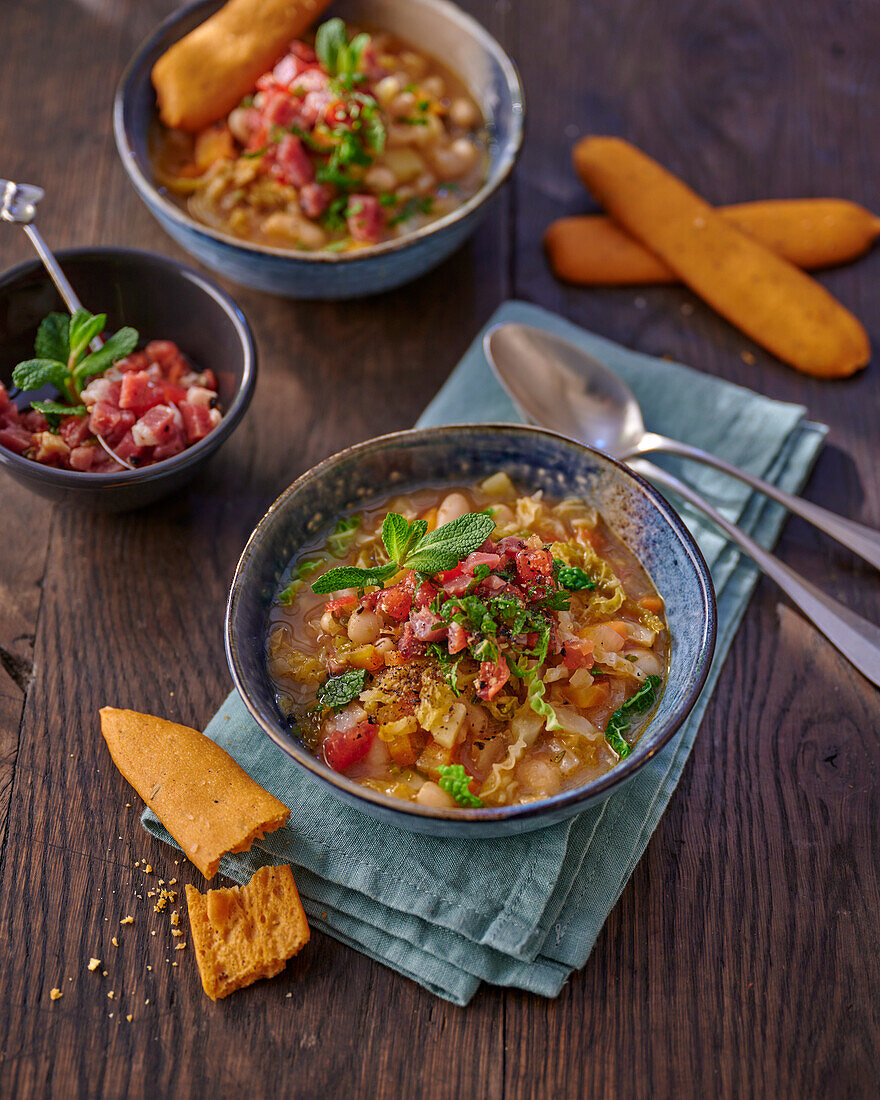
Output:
[[556, 564, 597, 591], [604, 674, 661, 758], [388, 196, 433, 226], [317, 668, 367, 711]]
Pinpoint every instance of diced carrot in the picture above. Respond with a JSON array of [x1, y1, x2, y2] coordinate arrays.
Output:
[[638, 595, 664, 613], [387, 733, 419, 767], [607, 621, 630, 638], [347, 645, 384, 672]]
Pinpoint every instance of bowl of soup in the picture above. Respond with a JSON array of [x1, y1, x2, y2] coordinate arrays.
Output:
[[114, 0, 524, 298], [225, 425, 716, 836]]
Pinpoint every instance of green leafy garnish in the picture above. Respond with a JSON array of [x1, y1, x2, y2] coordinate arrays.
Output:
[[388, 196, 433, 227], [317, 668, 367, 711], [327, 515, 362, 557], [427, 642, 464, 696], [437, 764, 483, 808], [278, 559, 324, 605], [523, 670, 561, 731], [556, 564, 597, 591], [312, 510, 495, 594], [11, 309, 139, 420], [604, 674, 661, 758]]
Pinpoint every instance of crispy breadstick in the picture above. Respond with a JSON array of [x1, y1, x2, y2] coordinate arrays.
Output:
[[100, 707, 289, 879], [152, 0, 333, 132], [545, 200, 880, 285], [573, 137, 870, 377]]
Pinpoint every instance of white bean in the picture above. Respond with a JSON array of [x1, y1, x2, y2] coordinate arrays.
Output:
[[375, 75, 403, 106], [416, 781, 457, 809], [364, 165, 397, 192], [421, 75, 445, 98], [625, 647, 663, 678], [320, 610, 343, 636], [449, 97, 480, 129], [389, 91, 418, 118], [436, 492, 470, 526], [347, 608, 382, 645]]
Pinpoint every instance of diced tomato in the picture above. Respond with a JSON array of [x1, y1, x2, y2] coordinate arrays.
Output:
[[436, 564, 465, 584], [562, 639, 594, 670], [515, 547, 554, 584], [323, 719, 376, 772], [325, 594, 358, 615], [413, 580, 438, 609], [378, 584, 412, 622], [474, 655, 510, 701]]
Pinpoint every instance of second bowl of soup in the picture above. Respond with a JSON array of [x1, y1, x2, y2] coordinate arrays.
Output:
[[226, 425, 716, 836]]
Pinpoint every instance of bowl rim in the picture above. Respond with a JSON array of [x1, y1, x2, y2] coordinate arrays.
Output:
[[0, 245, 257, 488], [113, 0, 526, 265], [225, 423, 718, 826]]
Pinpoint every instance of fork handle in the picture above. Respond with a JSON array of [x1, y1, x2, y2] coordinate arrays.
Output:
[[635, 458, 880, 689], [637, 432, 880, 571]]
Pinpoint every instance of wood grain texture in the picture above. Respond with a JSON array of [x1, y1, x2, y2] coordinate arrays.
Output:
[[0, 0, 878, 1096]]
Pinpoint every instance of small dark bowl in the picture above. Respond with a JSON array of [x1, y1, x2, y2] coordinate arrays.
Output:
[[0, 247, 256, 510], [226, 424, 717, 837]]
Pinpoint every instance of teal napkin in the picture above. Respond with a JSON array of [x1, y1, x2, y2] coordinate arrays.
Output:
[[143, 301, 826, 1005]]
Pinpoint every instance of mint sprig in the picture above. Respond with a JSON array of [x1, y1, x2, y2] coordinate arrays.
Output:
[[11, 309, 139, 419], [312, 510, 495, 595], [317, 668, 367, 711]]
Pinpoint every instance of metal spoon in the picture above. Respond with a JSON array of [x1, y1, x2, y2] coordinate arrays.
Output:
[[0, 179, 135, 470], [484, 322, 880, 689], [485, 323, 880, 571]]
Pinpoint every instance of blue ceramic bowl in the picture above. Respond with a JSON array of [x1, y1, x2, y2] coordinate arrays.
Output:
[[114, 0, 524, 299], [0, 248, 256, 511], [226, 425, 717, 837]]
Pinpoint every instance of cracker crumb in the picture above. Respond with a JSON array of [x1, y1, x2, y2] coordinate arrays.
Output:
[[144, 865, 153, 874], [49, 987, 63, 1001], [171, 929, 183, 937], [145, 998, 150, 1004], [172, 962, 178, 967], [88, 958, 101, 971], [103, 971, 108, 977], [125, 803, 131, 808], [151, 931, 156, 936], [107, 991, 115, 1000], [112, 937, 118, 947], [175, 942, 187, 951], [126, 1014, 133, 1023], [740, 350, 756, 365], [108, 1013, 114, 1018], [120, 916, 134, 925], [286, 992, 292, 999], [170, 910, 180, 926], [169, 879, 177, 886]]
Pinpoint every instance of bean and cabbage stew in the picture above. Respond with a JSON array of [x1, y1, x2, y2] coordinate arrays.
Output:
[[267, 474, 668, 810]]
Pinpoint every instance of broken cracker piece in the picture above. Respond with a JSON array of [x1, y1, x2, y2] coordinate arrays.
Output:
[[186, 865, 309, 1001], [100, 708, 289, 879]]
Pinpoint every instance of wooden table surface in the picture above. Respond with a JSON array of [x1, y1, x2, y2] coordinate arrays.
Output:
[[1, 1, 879, 1096]]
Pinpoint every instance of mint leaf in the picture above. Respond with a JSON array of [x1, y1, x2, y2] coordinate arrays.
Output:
[[311, 563, 397, 594], [68, 310, 107, 363], [315, 18, 348, 75], [31, 400, 85, 418], [415, 510, 495, 559], [34, 313, 70, 363], [381, 513, 425, 565], [72, 326, 138, 386], [317, 668, 367, 711], [604, 674, 661, 758], [11, 358, 71, 393], [437, 764, 483, 808]]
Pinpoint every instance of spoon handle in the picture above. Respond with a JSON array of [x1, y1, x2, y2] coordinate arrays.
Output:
[[638, 432, 880, 571], [635, 458, 880, 689]]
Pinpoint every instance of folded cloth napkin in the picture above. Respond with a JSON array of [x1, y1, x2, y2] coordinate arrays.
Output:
[[144, 300, 826, 1005]]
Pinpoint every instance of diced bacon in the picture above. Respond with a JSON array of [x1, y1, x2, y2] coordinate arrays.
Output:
[[447, 622, 468, 654], [442, 573, 473, 597], [496, 536, 525, 558], [69, 444, 98, 471], [272, 53, 301, 87], [119, 370, 163, 412], [289, 41, 317, 64], [114, 349, 150, 373], [346, 195, 384, 244], [398, 622, 426, 658], [481, 575, 507, 593], [262, 89, 303, 130], [59, 415, 93, 448], [300, 181, 330, 219], [0, 383, 11, 414], [325, 593, 358, 615], [271, 134, 314, 187], [300, 89, 336, 127], [20, 409, 49, 433], [34, 431, 70, 465], [414, 581, 438, 609], [562, 638, 594, 670], [291, 67, 329, 94], [151, 412, 187, 459], [179, 401, 217, 444], [410, 606, 447, 642], [198, 369, 217, 391], [80, 377, 119, 407], [377, 584, 412, 622], [131, 404, 178, 448], [183, 386, 216, 408], [89, 401, 135, 445], [474, 655, 510, 701], [462, 552, 501, 575], [0, 426, 33, 454]]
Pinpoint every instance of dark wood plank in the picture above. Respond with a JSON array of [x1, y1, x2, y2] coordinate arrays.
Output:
[[1, 0, 879, 1096]]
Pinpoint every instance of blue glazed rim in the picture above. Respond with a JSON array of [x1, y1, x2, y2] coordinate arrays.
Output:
[[0, 246, 256, 492], [113, 0, 525, 267], [225, 423, 718, 828]]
